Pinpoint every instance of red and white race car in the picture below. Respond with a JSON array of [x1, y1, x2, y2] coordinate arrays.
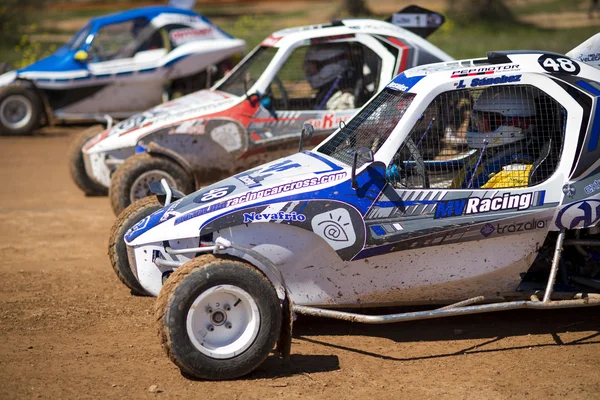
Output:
[[69, 5, 453, 215]]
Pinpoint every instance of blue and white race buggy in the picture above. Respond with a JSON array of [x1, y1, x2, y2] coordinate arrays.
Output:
[[113, 35, 600, 380], [0, 6, 245, 135]]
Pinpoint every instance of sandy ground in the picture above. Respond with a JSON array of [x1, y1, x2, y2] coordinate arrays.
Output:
[[0, 128, 599, 399]]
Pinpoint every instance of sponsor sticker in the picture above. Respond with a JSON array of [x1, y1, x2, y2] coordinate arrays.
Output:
[[388, 82, 409, 92], [480, 223, 495, 237], [435, 192, 534, 219], [454, 74, 521, 89], [305, 113, 351, 130], [584, 179, 600, 195], [555, 199, 600, 230], [242, 211, 306, 223], [311, 208, 356, 251], [175, 172, 347, 225], [210, 122, 242, 152], [480, 218, 546, 237], [170, 27, 213, 45], [451, 64, 520, 78]]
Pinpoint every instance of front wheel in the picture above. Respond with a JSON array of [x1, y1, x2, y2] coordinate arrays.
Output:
[[156, 255, 282, 380], [0, 85, 42, 135], [108, 196, 163, 296], [109, 152, 194, 216], [67, 124, 108, 196]]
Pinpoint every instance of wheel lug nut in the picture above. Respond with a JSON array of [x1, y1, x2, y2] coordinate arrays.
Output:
[[224, 304, 231, 311], [206, 307, 213, 314], [225, 322, 232, 329], [207, 324, 214, 332]]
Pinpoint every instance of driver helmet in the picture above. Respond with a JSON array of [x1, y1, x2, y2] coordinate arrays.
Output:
[[466, 86, 536, 149], [303, 45, 352, 89]]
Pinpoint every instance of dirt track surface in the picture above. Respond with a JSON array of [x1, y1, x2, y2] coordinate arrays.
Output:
[[1, 129, 599, 399]]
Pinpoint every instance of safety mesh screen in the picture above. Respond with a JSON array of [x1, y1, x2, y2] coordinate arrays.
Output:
[[387, 84, 565, 190], [318, 88, 415, 166], [215, 43, 381, 111], [215, 46, 279, 97], [269, 42, 381, 111]]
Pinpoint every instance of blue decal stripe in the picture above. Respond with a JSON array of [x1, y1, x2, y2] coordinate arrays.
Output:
[[116, 71, 133, 76], [371, 225, 386, 236], [296, 201, 309, 213], [588, 105, 600, 152], [577, 80, 600, 96], [538, 190, 545, 206], [164, 55, 187, 67], [301, 151, 344, 174], [139, 67, 156, 73], [576, 81, 600, 152], [375, 199, 437, 208]]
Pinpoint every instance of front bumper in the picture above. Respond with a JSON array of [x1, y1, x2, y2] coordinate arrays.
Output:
[[82, 147, 133, 188]]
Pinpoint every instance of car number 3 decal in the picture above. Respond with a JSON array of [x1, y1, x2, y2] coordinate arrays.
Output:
[[538, 54, 581, 75]]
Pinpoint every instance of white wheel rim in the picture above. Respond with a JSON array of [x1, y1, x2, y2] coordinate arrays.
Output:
[[186, 284, 260, 359], [129, 170, 177, 203], [0, 94, 33, 130]]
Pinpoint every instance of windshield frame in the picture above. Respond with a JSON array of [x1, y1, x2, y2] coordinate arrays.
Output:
[[213, 45, 280, 96], [315, 87, 417, 168], [67, 23, 93, 51]]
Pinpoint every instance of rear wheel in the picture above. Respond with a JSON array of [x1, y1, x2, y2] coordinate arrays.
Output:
[[0, 85, 42, 135], [67, 124, 108, 196], [108, 196, 163, 296], [109, 152, 194, 216], [156, 255, 281, 380]]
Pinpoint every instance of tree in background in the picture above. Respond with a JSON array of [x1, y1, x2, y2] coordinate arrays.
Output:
[[0, 0, 49, 69], [447, 0, 515, 24], [342, 0, 372, 17]]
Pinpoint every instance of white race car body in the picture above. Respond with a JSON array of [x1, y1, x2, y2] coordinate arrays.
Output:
[[82, 16, 453, 189], [124, 48, 600, 306]]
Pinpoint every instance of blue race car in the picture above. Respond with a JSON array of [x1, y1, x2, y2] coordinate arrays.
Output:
[[0, 6, 245, 135]]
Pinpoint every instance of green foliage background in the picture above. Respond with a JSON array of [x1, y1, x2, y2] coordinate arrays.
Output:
[[0, 0, 598, 70]]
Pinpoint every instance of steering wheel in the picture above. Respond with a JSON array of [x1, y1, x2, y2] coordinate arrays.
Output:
[[267, 76, 289, 109]]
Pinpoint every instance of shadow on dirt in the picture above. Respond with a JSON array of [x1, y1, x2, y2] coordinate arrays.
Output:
[[181, 354, 340, 381], [29, 124, 93, 138], [292, 307, 600, 362]]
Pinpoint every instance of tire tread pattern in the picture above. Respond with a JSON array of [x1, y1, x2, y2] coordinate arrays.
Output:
[[108, 196, 162, 296]]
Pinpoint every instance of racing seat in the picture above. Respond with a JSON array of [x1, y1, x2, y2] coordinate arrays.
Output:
[[528, 139, 553, 186]]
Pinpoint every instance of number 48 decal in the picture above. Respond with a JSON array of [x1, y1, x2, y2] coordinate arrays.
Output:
[[538, 54, 580, 75]]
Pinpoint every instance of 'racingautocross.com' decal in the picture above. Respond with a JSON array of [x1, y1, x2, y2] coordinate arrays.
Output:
[[226, 172, 346, 207], [175, 172, 347, 225]]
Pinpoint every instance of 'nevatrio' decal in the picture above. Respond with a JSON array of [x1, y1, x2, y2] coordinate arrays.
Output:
[[243, 211, 306, 223]]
